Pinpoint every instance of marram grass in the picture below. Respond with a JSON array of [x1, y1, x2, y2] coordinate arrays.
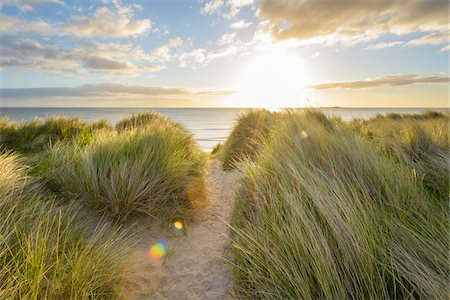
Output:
[[229, 110, 448, 299], [347, 112, 449, 199], [217, 109, 278, 169], [0, 152, 130, 299], [45, 116, 208, 221], [0, 116, 112, 153]]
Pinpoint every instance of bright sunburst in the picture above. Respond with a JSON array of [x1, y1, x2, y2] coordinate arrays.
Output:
[[230, 47, 308, 109]]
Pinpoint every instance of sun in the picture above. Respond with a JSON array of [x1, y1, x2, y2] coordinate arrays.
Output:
[[229, 47, 308, 109]]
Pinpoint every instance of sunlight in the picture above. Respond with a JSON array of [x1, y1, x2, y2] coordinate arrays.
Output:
[[231, 47, 308, 109]]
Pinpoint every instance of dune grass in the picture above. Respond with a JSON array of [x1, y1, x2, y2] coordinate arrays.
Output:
[[0, 152, 130, 299], [229, 110, 448, 299], [348, 112, 449, 199], [1, 112, 209, 297], [45, 115, 207, 221], [0, 116, 112, 153], [115, 112, 169, 132], [217, 109, 278, 169]]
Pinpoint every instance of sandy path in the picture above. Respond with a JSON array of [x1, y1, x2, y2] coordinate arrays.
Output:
[[122, 159, 240, 300]]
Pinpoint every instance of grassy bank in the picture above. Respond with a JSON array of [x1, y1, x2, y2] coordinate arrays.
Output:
[[217, 110, 278, 169], [0, 112, 208, 297], [227, 110, 448, 299], [347, 112, 449, 198], [0, 116, 111, 153], [45, 116, 207, 221], [0, 152, 130, 298]]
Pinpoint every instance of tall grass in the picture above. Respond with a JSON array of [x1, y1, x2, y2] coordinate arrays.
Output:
[[0, 152, 130, 299], [230, 111, 448, 299], [348, 113, 449, 199], [115, 112, 169, 132], [0, 116, 111, 153], [218, 110, 278, 169], [45, 117, 207, 221]]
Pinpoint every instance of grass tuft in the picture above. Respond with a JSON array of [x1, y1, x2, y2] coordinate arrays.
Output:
[[46, 118, 207, 221], [0, 152, 130, 299], [217, 109, 278, 169]]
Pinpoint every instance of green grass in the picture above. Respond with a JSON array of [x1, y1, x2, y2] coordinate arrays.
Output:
[[1, 112, 209, 297], [0, 116, 112, 153], [217, 109, 278, 169], [229, 110, 448, 299], [115, 112, 169, 132], [0, 152, 130, 299], [45, 115, 208, 221], [348, 112, 449, 199]]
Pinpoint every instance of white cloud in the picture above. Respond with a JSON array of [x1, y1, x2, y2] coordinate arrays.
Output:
[[309, 74, 450, 90], [230, 20, 252, 29], [439, 45, 450, 52], [228, 0, 253, 9], [365, 41, 405, 50], [179, 49, 206, 67], [201, 0, 224, 14], [223, 0, 253, 19], [218, 32, 237, 46], [406, 31, 449, 46], [151, 37, 184, 63], [201, 0, 253, 20], [0, 12, 52, 34], [366, 31, 449, 50], [60, 6, 151, 38], [207, 46, 238, 60]]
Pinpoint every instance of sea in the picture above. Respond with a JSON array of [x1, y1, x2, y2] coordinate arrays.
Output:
[[1, 107, 448, 151]]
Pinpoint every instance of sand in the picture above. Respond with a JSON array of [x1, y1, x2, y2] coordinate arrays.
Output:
[[121, 159, 240, 300]]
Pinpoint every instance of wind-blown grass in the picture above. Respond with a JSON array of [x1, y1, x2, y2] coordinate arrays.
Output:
[[0, 152, 130, 299], [46, 117, 207, 221], [115, 112, 169, 132], [348, 112, 449, 199], [217, 109, 278, 169], [230, 110, 448, 299], [0, 116, 111, 153]]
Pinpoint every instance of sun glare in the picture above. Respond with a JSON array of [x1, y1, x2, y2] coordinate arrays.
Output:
[[231, 47, 308, 109]]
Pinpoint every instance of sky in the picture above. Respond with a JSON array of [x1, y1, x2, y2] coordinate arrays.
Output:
[[0, 0, 448, 108]]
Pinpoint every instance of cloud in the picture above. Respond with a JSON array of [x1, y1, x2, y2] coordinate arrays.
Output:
[[230, 20, 252, 29], [406, 31, 449, 46], [150, 37, 184, 63], [0, 36, 163, 75], [365, 41, 405, 50], [0, 83, 234, 99], [0, 0, 65, 11], [201, 0, 253, 19], [82, 56, 129, 70], [201, 0, 224, 14], [225, 0, 253, 19], [0, 12, 52, 34], [207, 46, 238, 60], [309, 74, 450, 90], [60, 6, 151, 38], [179, 49, 206, 67], [258, 0, 449, 45], [218, 32, 237, 46], [440, 45, 450, 52], [366, 31, 449, 50]]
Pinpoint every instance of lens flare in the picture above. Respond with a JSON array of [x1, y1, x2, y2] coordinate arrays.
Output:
[[173, 221, 183, 230], [148, 240, 167, 262], [301, 130, 308, 138]]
